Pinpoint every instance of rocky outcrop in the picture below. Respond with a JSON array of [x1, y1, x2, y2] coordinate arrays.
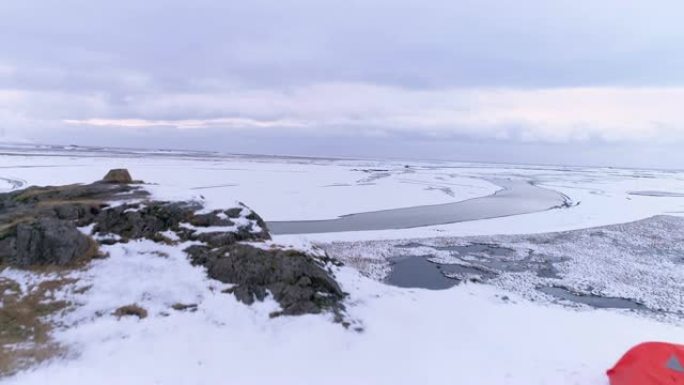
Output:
[[0, 169, 346, 319], [186, 244, 345, 318], [94, 201, 199, 241], [10, 218, 97, 266], [0, 180, 144, 266], [92, 202, 270, 244], [101, 169, 133, 184]]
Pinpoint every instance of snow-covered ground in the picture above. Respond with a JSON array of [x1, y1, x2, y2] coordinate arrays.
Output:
[[2, 146, 684, 385], [3, 150, 684, 238], [5, 245, 684, 385], [0, 180, 12, 191], [279, 165, 684, 242], [324, 215, 684, 318], [0, 154, 498, 220]]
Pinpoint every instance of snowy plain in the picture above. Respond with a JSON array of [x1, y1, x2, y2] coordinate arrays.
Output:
[[6, 260, 684, 385], [2, 146, 684, 385], [275, 165, 684, 242], [0, 151, 499, 221]]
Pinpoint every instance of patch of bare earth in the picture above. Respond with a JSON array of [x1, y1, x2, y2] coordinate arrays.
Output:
[[113, 304, 148, 319], [0, 268, 80, 377]]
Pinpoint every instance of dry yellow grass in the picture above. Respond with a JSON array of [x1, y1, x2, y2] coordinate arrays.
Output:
[[113, 304, 148, 319], [0, 271, 79, 377]]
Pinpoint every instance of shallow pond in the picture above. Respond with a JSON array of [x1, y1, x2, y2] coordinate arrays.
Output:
[[537, 286, 647, 310], [385, 243, 648, 312]]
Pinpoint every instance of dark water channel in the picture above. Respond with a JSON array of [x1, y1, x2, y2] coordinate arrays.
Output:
[[268, 179, 571, 234]]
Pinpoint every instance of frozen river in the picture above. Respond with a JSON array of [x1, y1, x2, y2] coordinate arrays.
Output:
[[268, 179, 571, 234]]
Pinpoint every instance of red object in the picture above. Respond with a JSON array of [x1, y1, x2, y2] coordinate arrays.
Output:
[[608, 342, 684, 385]]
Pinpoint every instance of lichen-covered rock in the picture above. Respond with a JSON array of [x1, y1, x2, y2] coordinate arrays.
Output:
[[2, 182, 141, 208], [93, 202, 198, 241], [187, 244, 346, 318], [2, 218, 97, 266], [0, 174, 146, 266], [91, 202, 270, 245], [0, 169, 345, 319], [101, 169, 133, 184], [189, 211, 234, 227]]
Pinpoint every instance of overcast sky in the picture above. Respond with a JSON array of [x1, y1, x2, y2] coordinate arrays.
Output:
[[2, 0, 684, 168]]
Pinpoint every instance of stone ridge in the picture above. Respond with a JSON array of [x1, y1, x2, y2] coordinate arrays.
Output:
[[0, 170, 346, 319]]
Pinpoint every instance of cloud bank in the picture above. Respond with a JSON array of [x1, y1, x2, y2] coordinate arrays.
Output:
[[3, 84, 682, 143], [1, 0, 684, 167]]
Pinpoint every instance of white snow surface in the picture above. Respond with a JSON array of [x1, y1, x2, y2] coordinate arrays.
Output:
[[0, 180, 13, 192], [3, 152, 684, 240], [276, 165, 684, 242], [0, 154, 498, 221], [3, 149, 684, 384], [4, 240, 684, 385], [323, 215, 684, 318]]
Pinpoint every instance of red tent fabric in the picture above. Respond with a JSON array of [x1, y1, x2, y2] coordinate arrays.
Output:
[[608, 342, 684, 385]]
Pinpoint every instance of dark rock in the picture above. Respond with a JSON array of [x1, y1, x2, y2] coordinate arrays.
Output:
[[53, 202, 101, 222], [184, 244, 218, 266], [195, 232, 239, 248], [224, 207, 243, 218], [93, 202, 196, 240], [6, 218, 97, 266], [5, 183, 142, 207], [0, 175, 344, 320], [187, 243, 346, 317], [190, 211, 234, 227], [171, 303, 198, 312], [245, 210, 269, 235], [101, 169, 133, 184], [90, 201, 269, 245], [0, 181, 145, 267], [0, 235, 16, 263]]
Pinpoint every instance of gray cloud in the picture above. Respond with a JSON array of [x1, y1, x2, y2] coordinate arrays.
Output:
[[1, 0, 684, 167], [3, 0, 684, 90]]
